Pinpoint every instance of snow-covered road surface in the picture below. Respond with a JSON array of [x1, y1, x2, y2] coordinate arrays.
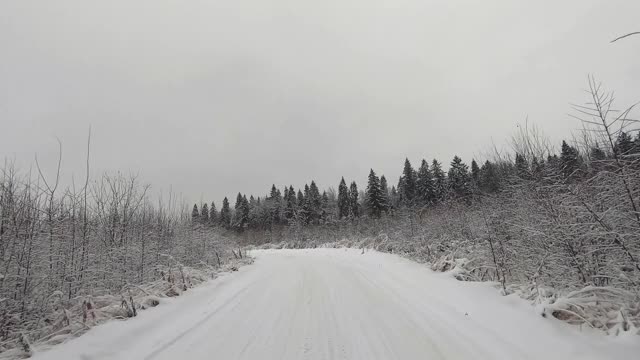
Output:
[[33, 249, 638, 360]]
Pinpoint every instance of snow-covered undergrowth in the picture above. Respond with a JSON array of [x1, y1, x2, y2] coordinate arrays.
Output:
[[253, 235, 640, 336], [0, 257, 253, 360]]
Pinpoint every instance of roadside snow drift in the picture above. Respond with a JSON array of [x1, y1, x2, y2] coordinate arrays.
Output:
[[31, 249, 639, 360]]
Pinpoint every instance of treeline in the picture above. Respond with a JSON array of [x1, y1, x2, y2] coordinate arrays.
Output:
[[193, 134, 640, 232]]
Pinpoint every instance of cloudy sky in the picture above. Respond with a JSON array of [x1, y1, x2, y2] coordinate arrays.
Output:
[[1, 0, 639, 204]]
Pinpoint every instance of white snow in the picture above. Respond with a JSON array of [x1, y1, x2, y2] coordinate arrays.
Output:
[[31, 249, 639, 360]]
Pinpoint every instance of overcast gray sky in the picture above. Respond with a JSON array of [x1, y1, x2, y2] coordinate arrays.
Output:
[[1, 0, 639, 204]]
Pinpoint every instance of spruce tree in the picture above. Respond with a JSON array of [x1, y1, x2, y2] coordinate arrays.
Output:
[[233, 193, 244, 230], [349, 181, 360, 218], [398, 158, 417, 206], [298, 187, 309, 224], [219, 197, 231, 228], [309, 181, 322, 223], [390, 185, 399, 209], [285, 186, 296, 220], [431, 159, 447, 202], [321, 191, 329, 221], [448, 156, 471, 198], [337, 177, 350, 219], [365, 169, 384, 217], [240, 195, 250, 229], [379, 175, 390, 213], [200, 203, 209, 223], [268, 184, 283, 225], [416, 159, 435, 205], [191, 204, 200, 223], [471, 159, 480, 185]]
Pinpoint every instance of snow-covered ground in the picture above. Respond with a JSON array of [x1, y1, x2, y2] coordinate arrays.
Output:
[[31, 249, 639, 360]]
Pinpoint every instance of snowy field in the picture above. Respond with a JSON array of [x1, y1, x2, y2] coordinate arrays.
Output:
[[31, 249, 639, 360]]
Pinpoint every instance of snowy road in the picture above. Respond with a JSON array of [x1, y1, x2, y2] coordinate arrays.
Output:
[[34, 249, 638, 360]]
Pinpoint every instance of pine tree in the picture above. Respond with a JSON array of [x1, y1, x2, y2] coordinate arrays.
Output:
[[349, 181, 360, 218], [365, 169, 384, 217], [431, 159, 446, 202], [448, 156, 471, 198], [379, 175, 390, 213], [200, 203, 209, 223], [191, 204, 200, 223], [337, 177, 350, 219], [398, 158, 417, 206], [416, 159, 435, 205], [219, 197, 231, 228]]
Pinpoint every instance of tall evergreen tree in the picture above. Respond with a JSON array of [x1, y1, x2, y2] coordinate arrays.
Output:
[[365, 169, 384, 217], [200, 203, 209, 223], [268, 184, 283, 225], [471, 159, 480, 185], [308, 181, 322, 223], [321, 191, 330, 221], [349, 181, 360, 218], [241, 195, 250, 229], [191, 204, 200, 223], [233, 193, 243, 229], [390, 185, 399, 209], [219, 197, 231, 228], [398, 158, 417, 206], [431, 159, 447, 202], [379, 175, 390, 213], [284, 185, 297, 220], [416, 159, 435, 205], [337, 177, 350, 219], [448, 156, 471, 198]]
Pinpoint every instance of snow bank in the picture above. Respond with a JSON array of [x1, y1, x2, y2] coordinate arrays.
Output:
[[0, 258, 253, 360]]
